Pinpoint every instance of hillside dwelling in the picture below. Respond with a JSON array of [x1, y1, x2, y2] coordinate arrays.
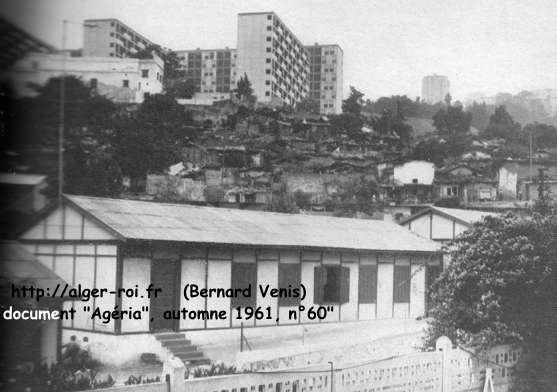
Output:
[[0, 173, 48, 214], [520, 179, 557, 201], [434, 165, 497, 204], [9, 52, 163, 104], [399, 206, 496, 244], [19, 195, 441, 359], [393, 161, 435, 185], [498, 160, 557, 200], [0, 241, 69, 368]]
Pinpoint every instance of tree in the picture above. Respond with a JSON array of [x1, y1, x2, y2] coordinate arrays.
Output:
[[131, 45, 184, 81], [132, 46, 186, 95], [466, 101, 495, 132], [424, 213, 557, 391], [342, 86, 364, 115], [432, 102, 472, 157], [410, 138, 448, 166], [444, 93, 452, 107], [329, 113, 363, 138], [330, 176, 378, 216], [295, 97, 320, 114], [4, 76, 119, 197], [113, 94, 187, 182], [363, 95, 418, 117], [372, 109, 413, 147], [165, 78, 197, 99], [524, 122, 557, 149], [482, 105, 521, 140], [293, 190, 313, 210], [235, 73, 255, 103], [265, 188, 299, 213], [432, 102, 472, 137]]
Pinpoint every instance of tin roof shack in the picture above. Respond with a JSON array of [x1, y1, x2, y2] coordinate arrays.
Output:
[[400, 206, 496, 244], [0, 173, 48, 214], [520, 179, 557, 201], [497, 159, 557, 200], [380, 161, 435, 204], [434, 165, 497, 204], [19, 195, 441, 363], [0, 241, 68, 369]]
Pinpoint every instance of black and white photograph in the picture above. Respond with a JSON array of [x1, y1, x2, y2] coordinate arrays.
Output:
[[0, 1, 556, 391]]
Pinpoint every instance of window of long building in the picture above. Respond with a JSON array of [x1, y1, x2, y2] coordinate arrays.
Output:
[[394, 265, 411, 303], [278, 264, 301, 306], [231, 263, 256, 307], [314, 265, 349, 304], [358, 265, 377, 303]]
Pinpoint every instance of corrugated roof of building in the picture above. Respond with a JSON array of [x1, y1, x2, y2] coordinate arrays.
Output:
[[65, 195, 440, 253], [432, 207, 497, 224], [0, 173, 47, 186], [0, 241, 68, 291], [400, 206, 497, 227]]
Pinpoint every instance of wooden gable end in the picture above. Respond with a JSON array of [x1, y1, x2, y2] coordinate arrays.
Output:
[[20, 203, 117, 241]]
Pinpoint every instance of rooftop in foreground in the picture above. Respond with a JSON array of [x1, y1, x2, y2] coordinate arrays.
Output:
[[65, 195, 441, 253]]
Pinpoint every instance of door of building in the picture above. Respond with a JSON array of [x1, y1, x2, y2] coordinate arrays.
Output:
[[150, 259, 179, 332]]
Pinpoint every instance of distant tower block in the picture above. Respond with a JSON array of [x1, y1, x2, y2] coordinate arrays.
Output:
[[421, 74, 450, 104]]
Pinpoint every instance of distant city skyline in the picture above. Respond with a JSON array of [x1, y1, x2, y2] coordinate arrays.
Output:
[[1, 0, 556, 101]]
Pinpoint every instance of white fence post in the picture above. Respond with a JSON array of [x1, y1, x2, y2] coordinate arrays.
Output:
[[162, 357, 186, 392], [482, 368, 495, 392], [436, 336, 453, 392]]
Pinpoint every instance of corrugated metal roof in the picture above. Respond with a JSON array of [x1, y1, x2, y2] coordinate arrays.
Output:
[[0, 173, 47, 186], [0, 241, 68, 290], [400, 206, 497, 227], [432, 207, 497, 225], [66, 195, 440, 253]]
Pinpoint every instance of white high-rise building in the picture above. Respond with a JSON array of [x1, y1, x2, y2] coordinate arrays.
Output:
[[306, 44, 343, 114], [175, 48, 237, 102], [421, 74, 450, 104], [237, 12, 309, 106], [83, 19, 156, 58], [9, 52, 164, 103]]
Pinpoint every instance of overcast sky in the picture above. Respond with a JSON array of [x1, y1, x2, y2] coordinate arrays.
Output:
[[2, 0, 556, 101]]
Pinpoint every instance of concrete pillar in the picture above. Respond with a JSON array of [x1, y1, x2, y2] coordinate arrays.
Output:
[[436, 336, 452, 392], [163, 356, 186, 392]]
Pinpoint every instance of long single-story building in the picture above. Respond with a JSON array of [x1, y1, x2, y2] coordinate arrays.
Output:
[[19, 195, 442, 361], [399, 206, 496, 244], [0, 241, 68, 369]]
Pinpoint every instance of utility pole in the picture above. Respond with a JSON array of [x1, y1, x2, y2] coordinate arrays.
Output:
[[58, 20, 67, 205], [529, 127, 533, 185], [537, 167, 547, 203]]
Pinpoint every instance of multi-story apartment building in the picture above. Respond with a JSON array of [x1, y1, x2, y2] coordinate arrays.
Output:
[[0, 16, 55, 69], [174, 48, 237, 102], [9, 52, 163, 103], [421, 74, 450, 104], [306, 44, 343, 114], [237, 12, 309, 106], [83, 18, 156, 58]]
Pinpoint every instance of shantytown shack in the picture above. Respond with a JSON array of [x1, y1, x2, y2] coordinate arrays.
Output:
[[18, 195, 441, 363]]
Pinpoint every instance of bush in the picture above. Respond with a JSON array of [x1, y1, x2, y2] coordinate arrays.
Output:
[[423, 212, 557, 391], [185, 362, 239, 379], [125, 375, 161, 385]]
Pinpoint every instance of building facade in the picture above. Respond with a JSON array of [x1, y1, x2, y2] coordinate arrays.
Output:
[[83, 18, 156, 58], [421, 74, 450, 104], [19, 195, 441, 361], [306, 44, 343, 114], [400, 206, 495, 244], [237, 12, 309, 106], [9, 52, 163, 103], [175, 48, 237, 101], [0, 16, 55, 69], [1, 241, 68, 368]]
